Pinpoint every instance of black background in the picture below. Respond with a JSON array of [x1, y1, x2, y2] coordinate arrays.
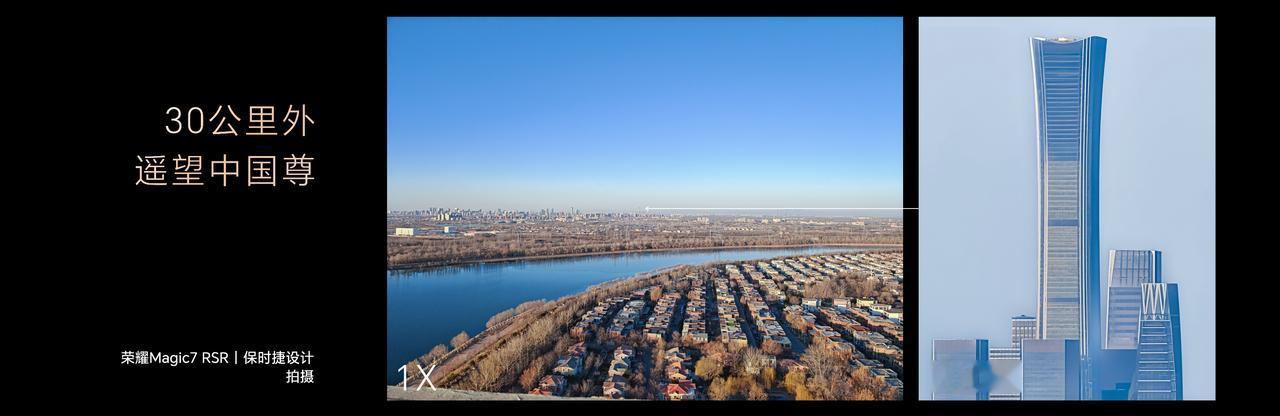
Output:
[[89, 3, 387, 408], [73, 2, 1227, 413]]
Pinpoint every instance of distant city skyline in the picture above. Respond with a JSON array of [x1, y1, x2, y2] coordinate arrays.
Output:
[[388, 206, 906, 218], [388, 17, 903, 212]]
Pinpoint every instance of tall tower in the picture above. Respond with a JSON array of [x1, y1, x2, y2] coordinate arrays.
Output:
[[1030, 35, 1106, 399]]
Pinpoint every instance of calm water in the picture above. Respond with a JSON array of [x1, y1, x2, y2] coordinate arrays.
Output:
[[386, 246, 870, 383]]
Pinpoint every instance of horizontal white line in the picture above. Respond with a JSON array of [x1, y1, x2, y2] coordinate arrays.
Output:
[[644, 207, 918, 210]]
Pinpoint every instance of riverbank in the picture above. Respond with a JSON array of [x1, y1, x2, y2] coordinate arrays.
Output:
[[387, 243, 901, 271]]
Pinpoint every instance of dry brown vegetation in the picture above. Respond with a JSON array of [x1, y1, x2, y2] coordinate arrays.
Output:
[[486, 300, 547, 328], [387, 221, 901, 268], [804, 270, 900, 306], [783, 346, 900, 400]]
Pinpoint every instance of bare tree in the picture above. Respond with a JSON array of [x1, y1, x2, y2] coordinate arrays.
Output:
[[450, 331, 470, 350]]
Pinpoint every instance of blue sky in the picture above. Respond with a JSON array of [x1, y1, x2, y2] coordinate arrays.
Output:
[[388, 17, 903, 212], [918, 17, 1215, 400]]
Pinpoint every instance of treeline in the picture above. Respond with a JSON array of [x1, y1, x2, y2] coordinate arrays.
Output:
[[486, 299, 547, 328], [388, 231, 901, 268]]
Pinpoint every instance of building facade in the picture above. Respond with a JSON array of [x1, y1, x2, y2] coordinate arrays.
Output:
[[988, 346, 1023, 401], [1105, 249, 1162, 350], [932, 339, 991, 400], [1011, 314, 1037, 351], [1021, 338, 1081, 400], [1129, 283, 1183, 400]]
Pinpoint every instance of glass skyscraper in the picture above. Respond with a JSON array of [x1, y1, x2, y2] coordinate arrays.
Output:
[[1105, 249, 1162, 349], [1130, 283, 1183, 400], [1031, 35, 1106, 398]]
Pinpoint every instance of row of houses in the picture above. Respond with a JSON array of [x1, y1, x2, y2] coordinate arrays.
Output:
[[817, 307, 901, 365], [846, 305, 904, 343], [769, 258, 819, 284], [571, 296, 626, 338], [602, 346, 635, 399], [607, 293, 651, 338], [681, 276, 709, 343], [735, 274, 792, 351], [783, 304, 903, 389], [829, 252, 903, 280], [807, 252, 904, 282], [715, 269, 749, 348], [643, 291, 682, 341], [663, 347, 697, 400]]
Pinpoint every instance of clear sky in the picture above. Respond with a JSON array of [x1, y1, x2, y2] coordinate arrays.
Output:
[[388, 17, 903, 212], [918, 17, 1215, 400]]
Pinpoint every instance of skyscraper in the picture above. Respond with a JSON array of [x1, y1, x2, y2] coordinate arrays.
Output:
[[1105, 250, 1162, 349], [932, 339, 992, 400], [1129, 283, 1183, 400], [1031, 35, 1107, 398], [1022, 339, 1081, 400]]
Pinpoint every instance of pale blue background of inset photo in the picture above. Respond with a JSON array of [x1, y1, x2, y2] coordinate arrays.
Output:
[[918, 17, 1215, 400]]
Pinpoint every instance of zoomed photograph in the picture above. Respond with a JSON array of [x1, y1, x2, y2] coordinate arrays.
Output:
[[386, 17, 905, 400], [919, 17, 1215, 401]]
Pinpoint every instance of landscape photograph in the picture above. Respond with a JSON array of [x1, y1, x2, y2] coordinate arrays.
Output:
[[387, 17, 905, 401]]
